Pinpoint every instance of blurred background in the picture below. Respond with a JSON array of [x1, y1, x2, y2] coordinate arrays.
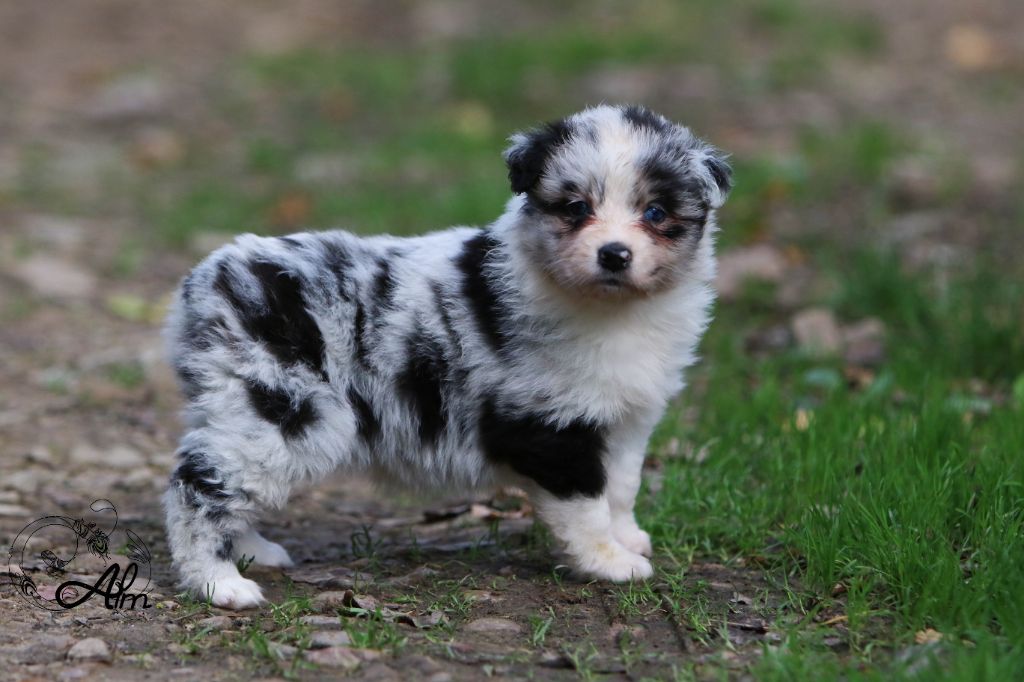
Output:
[[3, 0, 1021, 460], [1, 1, 1023, 677], [1, 0, 1022, 551], [1, 0, 1023, 537]]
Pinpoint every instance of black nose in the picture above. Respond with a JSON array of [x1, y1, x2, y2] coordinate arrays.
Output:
[[597, 242, 632, 272]]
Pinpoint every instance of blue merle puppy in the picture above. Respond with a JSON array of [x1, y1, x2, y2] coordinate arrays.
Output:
[[163, 104, 731, 608]]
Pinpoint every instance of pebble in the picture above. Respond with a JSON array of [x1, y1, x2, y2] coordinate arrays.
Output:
[[304, 646, 379, 669], [83, 74, 169, 122], [268, 642, 298, 660], [842, 318, 887, 367], [70, 443, 146, 469], [67, 637, 111, 663], [310, 630, 352, 648], [3, 468, 46, 493], [463, 617, 522, 635], [716, 244, 787, 299], [791, 308, 843, 356], [196, 615, 233, 630], [10, 256, 97, 301], [312, 591, 351, 610], [300, 615, 342, 627], [0, 503, 31, 517]]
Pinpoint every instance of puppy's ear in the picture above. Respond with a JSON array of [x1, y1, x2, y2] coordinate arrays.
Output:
[[693, 147, 733, 209], [503, 119, 574, 194]]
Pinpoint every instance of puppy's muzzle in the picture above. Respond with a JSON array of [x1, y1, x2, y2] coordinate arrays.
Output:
[[597, 242, 632, 273]]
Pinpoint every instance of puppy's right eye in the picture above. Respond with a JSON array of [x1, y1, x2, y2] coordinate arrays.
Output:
[[565, 200, 592, 219]]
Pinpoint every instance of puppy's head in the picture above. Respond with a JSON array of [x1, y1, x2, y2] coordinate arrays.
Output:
[[505, 105, 731, 298]]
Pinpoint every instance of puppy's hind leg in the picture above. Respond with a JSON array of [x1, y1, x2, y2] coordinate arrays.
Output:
[[232, 528, 294, 568], [163, 447, 266, 610]]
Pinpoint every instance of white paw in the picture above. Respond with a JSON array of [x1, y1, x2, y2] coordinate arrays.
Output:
[[234, 531, 295, 568], [203, 574, 265, 610], [614, 524, 653, 557], [572, 541, 654, 583]]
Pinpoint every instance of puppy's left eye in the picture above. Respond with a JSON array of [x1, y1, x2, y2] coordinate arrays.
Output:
[[566, 200, 592, 219], [643, 205, 667, 223]]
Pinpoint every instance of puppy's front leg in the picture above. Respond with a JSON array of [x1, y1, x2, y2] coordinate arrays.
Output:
[[604, 410, 661, 557], [533, 490, 653, 582]]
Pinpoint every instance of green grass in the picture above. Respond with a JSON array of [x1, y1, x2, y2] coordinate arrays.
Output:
[[644, 251, 1024, 677]]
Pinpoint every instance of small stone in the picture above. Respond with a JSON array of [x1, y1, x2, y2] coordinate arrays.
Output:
[[304, 646, 380, 669], [196, 615, 232, 629], [791, 308, 842, 356], [0, 503, 31, 517], [84, 74, 169, 122], [310, 630, 352, 648], [131, 127, 185, 167], [70, 443, 145, 469], [10, 256, 97, 301], [842, 318, 887, 367], [21, 215, 87, 251], [300, 615, 342, 627], [268, 642, 298, 660], [426, 674, 454, 682], [716, 245, 787, 299], [2, 468, 45, 493], [945, 24, 1001, 71], [313, 591, 351, 610], [67, 637, 111, 663], [463, 617, 522, 635]]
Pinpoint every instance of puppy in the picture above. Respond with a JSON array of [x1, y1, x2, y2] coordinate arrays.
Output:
[[163, 104, 731, 609]]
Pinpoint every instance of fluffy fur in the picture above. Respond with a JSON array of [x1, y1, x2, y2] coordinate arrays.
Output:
[[163, 104, 731, 608]]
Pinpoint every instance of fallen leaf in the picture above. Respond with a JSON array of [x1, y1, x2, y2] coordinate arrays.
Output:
[[270, 191, 311, 228], [945, 25, 1001, 71], [915, 628, 943, 644]]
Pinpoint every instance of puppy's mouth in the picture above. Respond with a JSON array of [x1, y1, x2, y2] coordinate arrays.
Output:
[[593, 274, 643, 296]]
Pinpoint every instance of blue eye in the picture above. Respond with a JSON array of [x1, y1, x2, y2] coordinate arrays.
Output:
[[566, 200, 591, 219], [643, 205, 667, 223]]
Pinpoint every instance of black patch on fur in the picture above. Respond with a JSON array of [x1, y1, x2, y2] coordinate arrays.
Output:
[[455, 232, 511, 353], [430, 280, 461, 351], [186, 315, 228, 352], [215, 260, 328, 380], [659, 219, 706, 241], [324, 246, 354, 302], [639, 158, 700, 214], [278, 236, 303, 249], [215, 536, 234, 560], [506, 119, 575, 194], [371, 258, 397, 311], [347, 385, 380, 443], [479, 400, 606, 498], [705, 153, 733, 195], [173, 451, 231, 508], [246, 379, 318, 439], [622, 104, 668, 133], [205, 505, 230, 523], [353, 300, 370, 366], [174, 364, 204, 400], [397, 332, 448, 444]]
